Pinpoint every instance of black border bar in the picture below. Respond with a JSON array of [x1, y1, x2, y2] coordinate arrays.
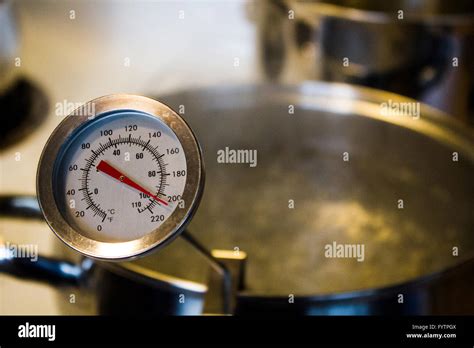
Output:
[[0, 316, 473, 346]]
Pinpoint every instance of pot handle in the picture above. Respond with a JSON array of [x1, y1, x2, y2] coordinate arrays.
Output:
[[0, 194, 43, 220], [0, 194, 89, 287], [0, 248, 87, 287]]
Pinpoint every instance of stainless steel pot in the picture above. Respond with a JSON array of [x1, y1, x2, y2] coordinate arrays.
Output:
[[2, 83, 474, 315], [255, 0, 474, 123]]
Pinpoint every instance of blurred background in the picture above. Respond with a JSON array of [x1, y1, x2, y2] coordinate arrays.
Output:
[[0, 0, 258, 314], [1, 0, 473, 315]]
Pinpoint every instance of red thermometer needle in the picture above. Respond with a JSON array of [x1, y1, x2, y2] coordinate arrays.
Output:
[[97, 160, 168, 206]]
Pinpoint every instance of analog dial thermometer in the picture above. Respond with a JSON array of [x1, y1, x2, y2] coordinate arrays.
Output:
[[37, 95, 204, 260]]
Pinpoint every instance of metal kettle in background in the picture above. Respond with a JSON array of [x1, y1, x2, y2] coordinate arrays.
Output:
[[255, 0, 474, 124]]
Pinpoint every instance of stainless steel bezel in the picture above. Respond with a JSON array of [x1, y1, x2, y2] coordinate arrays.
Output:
[[37, 94, 204, 260]]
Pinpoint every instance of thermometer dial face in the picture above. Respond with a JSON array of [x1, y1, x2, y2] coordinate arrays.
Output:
[[37, 95, 203, 260], [56, 111, 186, 243]]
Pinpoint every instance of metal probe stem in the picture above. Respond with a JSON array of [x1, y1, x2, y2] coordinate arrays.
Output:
[[180, 229, 233, 314]]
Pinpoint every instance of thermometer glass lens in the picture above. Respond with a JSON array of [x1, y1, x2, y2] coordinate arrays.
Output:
[[54, 110, 187, 242]]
